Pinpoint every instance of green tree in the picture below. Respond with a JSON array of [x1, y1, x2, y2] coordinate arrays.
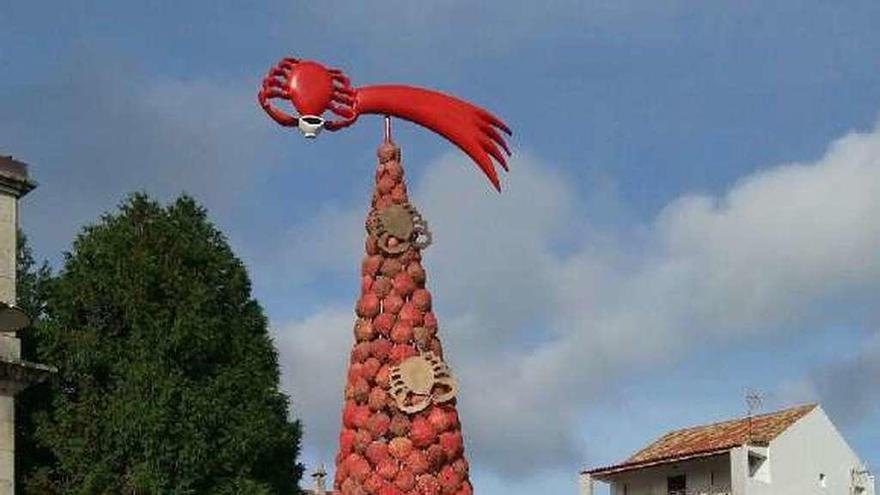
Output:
[[15, 230, 56, 492], [24, 194, 302, 494]]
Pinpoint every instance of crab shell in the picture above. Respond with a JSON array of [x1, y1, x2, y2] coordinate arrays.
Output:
[[370, 203, 432, 255], [389, 352, 458, 414]]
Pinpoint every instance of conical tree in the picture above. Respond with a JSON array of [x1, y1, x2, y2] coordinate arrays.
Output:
[[24, 194, 303, 494], [334, 140, 471, 495]]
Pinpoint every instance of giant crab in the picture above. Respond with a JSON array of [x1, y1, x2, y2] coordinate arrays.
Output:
[[258, 57, 512, 190]]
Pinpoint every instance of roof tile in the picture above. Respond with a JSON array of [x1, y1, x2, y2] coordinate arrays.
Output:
[[586, 404, 816, 476]]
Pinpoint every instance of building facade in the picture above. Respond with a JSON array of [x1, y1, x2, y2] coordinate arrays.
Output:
[[0, 156, 54, 494]]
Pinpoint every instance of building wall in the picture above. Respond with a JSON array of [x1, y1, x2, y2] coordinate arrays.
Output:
[[607, 454, 732, 495], [0, 193, 16, 304], [0, 187, 18, 494], [744, 407, 872, 495]]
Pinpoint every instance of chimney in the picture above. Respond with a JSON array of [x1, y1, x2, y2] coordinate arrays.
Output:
[[312, 464, 327, 495]]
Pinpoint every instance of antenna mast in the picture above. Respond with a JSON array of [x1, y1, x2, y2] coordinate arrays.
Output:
[[746, 391, 764, 443]]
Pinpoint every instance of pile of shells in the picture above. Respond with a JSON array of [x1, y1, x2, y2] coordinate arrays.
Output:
[[334, 142, 472, 495]]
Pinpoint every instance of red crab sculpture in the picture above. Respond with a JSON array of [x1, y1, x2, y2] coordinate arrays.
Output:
[[258, 58, 512, 190]]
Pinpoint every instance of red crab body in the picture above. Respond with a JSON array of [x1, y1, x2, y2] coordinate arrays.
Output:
[[258, 57, 512, 190], [286, 61, 335, 116]]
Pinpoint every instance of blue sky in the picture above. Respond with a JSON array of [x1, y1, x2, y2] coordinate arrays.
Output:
[[2, 2, 880, 494]]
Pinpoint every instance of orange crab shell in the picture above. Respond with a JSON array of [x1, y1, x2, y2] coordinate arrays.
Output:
[[379, 485, 405, 495], [410, 417, 437, 448], [391, 320, 415, 344], [395, 468, 417, 492], [376, 364, 393, 388], [365, 474, 387, 495], [378, 457, 400, 480], [399, 302, 423, 326], [439, 432, 463, 459], [412, 289, 432, 311], [456, 482, 473, 495], [372, 341, 393, 361], [347, 453, 372, 483], [393, 272, 417, 296], [363, 255, 383, 277], [368, 412, 392, 437], [406, 262, 427, 284], [344, 403, 372, 429], [381, 258, 403, 277], [374, 313, 396, 336], [340, 428, 357, 456], [287, 60, 335, 116], [438, 465, 462, 494], [426, 444, 445, 470], [355, 319, 375, 342], [390, 413, 412, 437], [373, 277, 394, 297], [353, 342, 372, 363], [367, 440, 391, 464], [389, 344, 418, 364], [404, 450, 429, 475], [389, 436, 414, 459], [369, 387, 389, 410], [427, 407, 452, 433], [355, 429, 373, 453], [383, 293, 405, 315], [357, 293, 381, 318], [416, 474, 441, 495]]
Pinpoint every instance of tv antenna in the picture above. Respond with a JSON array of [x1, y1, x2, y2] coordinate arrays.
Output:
[[746, 390, 765, 442]]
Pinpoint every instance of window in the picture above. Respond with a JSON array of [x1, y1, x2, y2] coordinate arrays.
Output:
[[668, 475, 686, 494], [748, 450, 771, 482]]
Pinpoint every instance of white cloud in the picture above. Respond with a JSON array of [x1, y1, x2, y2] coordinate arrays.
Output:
[[659, 128, 880, 327], [274, 120, 880, 478], [276, 309, 353, 463]]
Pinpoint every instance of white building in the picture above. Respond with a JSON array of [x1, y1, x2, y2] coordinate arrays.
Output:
[[581, 404, 875, 495]]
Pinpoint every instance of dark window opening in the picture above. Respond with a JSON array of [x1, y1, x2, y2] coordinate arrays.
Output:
[[668, 474, 686, 494]]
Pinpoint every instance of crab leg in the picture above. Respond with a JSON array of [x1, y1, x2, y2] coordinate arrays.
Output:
[[258, 87, 298, 127], [332, 91, 355, 106]]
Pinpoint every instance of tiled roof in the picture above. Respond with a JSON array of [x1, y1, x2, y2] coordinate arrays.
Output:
[[585, 404, 817, 477]]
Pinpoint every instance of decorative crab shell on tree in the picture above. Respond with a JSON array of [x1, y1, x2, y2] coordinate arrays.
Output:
[[389, 351, 458, 414], [368, 202, 432, 255]]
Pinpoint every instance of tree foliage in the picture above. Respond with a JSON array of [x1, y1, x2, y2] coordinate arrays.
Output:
[[20, 194, 302, 494], [15, 230, 55, 492]]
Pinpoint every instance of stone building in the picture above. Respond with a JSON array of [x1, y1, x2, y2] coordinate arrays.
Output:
[[0, 156, 55, 494]]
